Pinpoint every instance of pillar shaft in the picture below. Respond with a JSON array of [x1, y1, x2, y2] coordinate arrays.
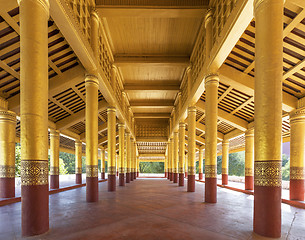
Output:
[[50, 130, 60, 189], [126, 133, 131, 183], [0, 110, 16, 198], [185, 153, 188, 178], [130, 138, 134, 181], [173, 132, 179, 183], [107, 107, 116, 191], [204, 73, 219, 203], [19, 0, 50, 236], [187, 106, 196, 192], [254, 0, 283, 237], [164, 156, 168, 178], [222, 140, 229, 185], [101, 148, 105, 179], [75, 140, 82, 184], [245, 129, 254, 190], [169, 138, 173, 181], [198, 146, 204, 180], [133, 142, 137, 180], [179, 122, 185, 186], [119, 124, 125, 186], [289, 108, 305, 201]]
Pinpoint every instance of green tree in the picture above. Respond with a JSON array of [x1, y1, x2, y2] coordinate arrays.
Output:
[[15, 143, 21, 177], [59, 158, 68, 175], [139, 162, 164, 173], [282, 154, 290, 181], [59, 152, 75, 174]]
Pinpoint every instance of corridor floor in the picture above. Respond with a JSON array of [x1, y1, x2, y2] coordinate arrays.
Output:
[[0, 178, 304, 240]]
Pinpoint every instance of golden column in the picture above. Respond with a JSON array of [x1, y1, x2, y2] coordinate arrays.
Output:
[[204, 73, 219, 203], [187, 106, 196, 192], [136, 156, 139, 178], [245, 129, 254, 190], [167, 142, 170, 180], [254, 0, 283, 237], [19, 0, 49, 236], [185, 153, 188, 178], [289, 108, 305, 201], [198, 146, 204, 180], [107, 107, 116, 191], [118, 124, 125, 186], [0, 110, 16, 198], [101, 147, 105, 180], [179, 122, 186, 186], [126, 132, 131, 183], [133, 141, 137, 180], [173, 131, 179, 183], [169, 137, 174, 181], [75, 140, 82, 184], [164, 155, 168, 178], [130, 138, 135, 181], [50, 129, 60, 189], [221, 140, 229, 185]]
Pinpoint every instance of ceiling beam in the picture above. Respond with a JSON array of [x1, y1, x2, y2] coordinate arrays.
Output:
[[287, 0, 305, 9], [130, 100, 174, 108], [114, 55, 190, 67], [219, 64, 298, 112], [223, 129, 244, 141], [124, 84, 180, 91], [56, 100, 108, 131], [196, 100, 248, 132], [99, 134, 119, 145], [80, 123, 108, 141], [196, 122, 224, 141], [133, 113, 171, 118]]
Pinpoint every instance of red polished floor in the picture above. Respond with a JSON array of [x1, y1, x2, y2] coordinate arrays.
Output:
[[0, 178, 305, 239]]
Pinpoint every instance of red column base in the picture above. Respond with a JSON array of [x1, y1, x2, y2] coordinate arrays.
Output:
[[205, 177, 217, 203], [222, 174, 228, 185], [165, 172, 168, 178], [185, 172, 188, 178], [119, 173, 125, 186], [130, 172, 134, 181], [173, 173, 178, 183], [22, 184, 49, 236], [126, 173, 130, 183], [116, 171, 119, 177], [137, 172, 139, 177], [169, 172, 173, 181], [134, 172, 137, 179], [167, 171, 170, 179], [50, 175, 59, 189], [101, 172, 105, 180], [75, 173, 82, 184], [245, 176, 254, 190], [179, 173, 184, 186], [254, 185, 281, 238], [0, 178, 15, 198], [108, 175, 116, 191], [199, 172, 203, 180], [290, 179, 304, 201], [86, 177, 98, 202], [187, 175, 195, 192]]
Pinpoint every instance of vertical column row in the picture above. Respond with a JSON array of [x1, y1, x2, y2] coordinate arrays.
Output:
[[119, 124, 125, 186], [178, 122, 185, 186], [187, 106, 196, 192], [108, 107, 116, 191], [173, 131, 179, 183], [221, 140, 229, 186], [50, 130, 60, 189], [198, 146, 204, 180]]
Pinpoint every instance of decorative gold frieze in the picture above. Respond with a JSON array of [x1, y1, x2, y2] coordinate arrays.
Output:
[[222, 168, 228, 175], [205, 165, 217, 178], [245, 168, 254, 176], [86, 165, 98, 177], [50, 166, 59, 175], [188, 166, 196, 175], [179, 167, 184, 174], [75, 167, 82, 174], [126, 168, 130, 173], [290, 167, 305, 180], [108, 166, 116, 175], [100, 168, 105, 173], [173, 167, 178, 174], [254, 161, 281, 187], [0, 165, 15, 178], [21, 160, 48, 186], [119, 167, 125, 173]]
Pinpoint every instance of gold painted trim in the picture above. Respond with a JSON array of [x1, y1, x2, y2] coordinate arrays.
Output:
[[18, 0, 50, 16], [86, 165, 98, 177], [205, 73, 219, 86], [119, 167, 125, 173], [21, 160, 48, 186], [254, 161, 281, 187], [205, 165, 217, 178], [0, 165, 15, 178], [108, 166, 116, 175], [75, 167, 82, 174], [188, 166, 196, 175], [290, 167, 305, 180], [179, 167, 184, 174], [50, 166, 59, 175], [245, 168, 254, 176], [221, 168, 228, 175]]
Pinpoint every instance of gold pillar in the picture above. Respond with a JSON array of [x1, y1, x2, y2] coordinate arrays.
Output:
[[204, 73, 219, 203], [289, 108, 305, 201], [101, 148, 105, 179], [185, 152, 188, 177], [245, 129, 254, 190], [198, 146, 204, 180], [75, 140, 82, 184], [221, 140, 229, 185], [0, 110, 16, 198], [173, 131, 179, 183], [107, 107, 116, 191], [169, 137, 174, 181], [179, 122, 185, 186], [119, 123, 125, 186], [254, 0, 283, 237], [130, 138, 134, 181], [187, 106, 196, 192], [50, 129, 60, 189], [133, 141, 137, 179], [126, 132, 131, 183], [164, 155, 168, 178], [19, 0, 49, 236], [85, 75, 99, 202]]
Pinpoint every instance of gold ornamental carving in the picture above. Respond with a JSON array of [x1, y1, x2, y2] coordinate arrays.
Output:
[[254, 161, 281, 187], [173, 167, 178, 174], [245, 168, 254, 177], [50, 166, 59, 175], [100, 168, 105, 173], [119, 167, 125, 173], [179, 167, 184, 174], [205, 165, 217, 178], [75, 167, 82, 174], [86, 165, 98, 177], [221, 168, 228, 175], [21, 160, 48, 186], [126, 168, 130, 173], [290, 167, 305, 180], [0, 165, 15, 178], [188, 166, 196, 175], [108, 166, 116, 175]]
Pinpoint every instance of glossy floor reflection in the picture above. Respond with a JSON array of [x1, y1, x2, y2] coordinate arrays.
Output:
[[0, 178, 304, 240]]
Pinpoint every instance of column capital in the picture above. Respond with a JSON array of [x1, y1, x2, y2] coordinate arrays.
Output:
[[179, 122, 186, 128], [188, 106, 196, 113], [75, 139, 82, 145], [290, 107, 305, 123], [85, 74, 99, 85], [107, 106, 116, 113], [18, 0, 50, 16], [205, 73, 219, 86], [91, 9, 100, 22], [118, 123, 125, 128], [0, 110, 16, 123], [245, 128, 254, 137], [204, 8, 213, 28], [50, 129, 60, 138], [222, 140, 229, 146]]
